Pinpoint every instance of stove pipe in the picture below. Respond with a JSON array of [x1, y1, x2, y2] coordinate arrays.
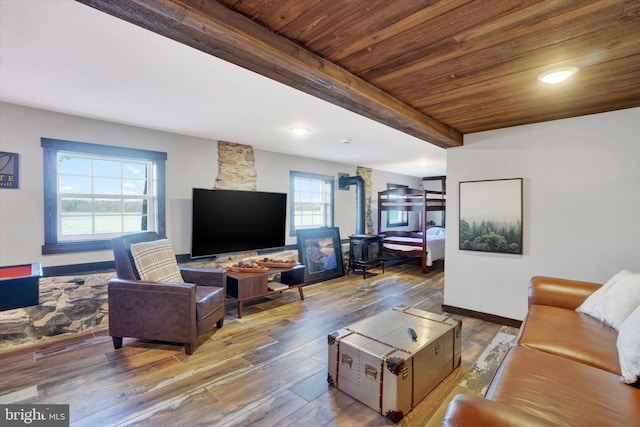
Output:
[[338, 175, 365, 235]]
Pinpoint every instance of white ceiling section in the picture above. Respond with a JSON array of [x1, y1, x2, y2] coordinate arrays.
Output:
[[0, 0, 446, 177]]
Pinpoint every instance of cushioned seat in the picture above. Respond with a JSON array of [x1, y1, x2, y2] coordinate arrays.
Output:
[[486, 346, 640, 427], [516, 304, 620, 375]]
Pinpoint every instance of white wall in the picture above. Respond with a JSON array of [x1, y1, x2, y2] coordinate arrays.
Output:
[[0, 102, 419, 268], [0, 102, 220, 266], [444, 107, 640, 320]]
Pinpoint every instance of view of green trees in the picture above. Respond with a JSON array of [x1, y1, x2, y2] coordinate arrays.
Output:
[[60, 198, 148, 235], [61, 198, 145, 213], [459, 219, 521, 254]]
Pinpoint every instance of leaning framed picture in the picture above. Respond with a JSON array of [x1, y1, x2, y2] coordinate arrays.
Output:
[[459, 178, 523, 254], [296, 227, 345, 284]]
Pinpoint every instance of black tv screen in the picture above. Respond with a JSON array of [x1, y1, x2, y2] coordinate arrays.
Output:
[[191, 188, 287, 258]]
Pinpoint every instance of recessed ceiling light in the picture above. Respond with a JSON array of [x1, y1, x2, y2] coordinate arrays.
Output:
[[290, 127, 309, 135], [538, 67, 578, 84]]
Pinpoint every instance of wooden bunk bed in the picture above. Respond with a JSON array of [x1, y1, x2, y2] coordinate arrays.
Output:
[[377, 186, 446, 273]]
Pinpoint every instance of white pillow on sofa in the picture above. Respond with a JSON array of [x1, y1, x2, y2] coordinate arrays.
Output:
[[617, 304, 640, 384], [576, 269, 640, 330], [130, 239, 184, 283]]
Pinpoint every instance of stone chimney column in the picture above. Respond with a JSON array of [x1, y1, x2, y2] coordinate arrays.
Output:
[[214, 141, 257, 190]]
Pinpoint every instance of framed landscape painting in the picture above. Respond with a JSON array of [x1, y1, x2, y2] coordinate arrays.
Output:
[[459, 178, 523, 254], [296, 227, 344, 284]]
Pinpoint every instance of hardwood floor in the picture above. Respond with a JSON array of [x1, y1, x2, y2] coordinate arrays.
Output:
[[0, 261, 517, 426]]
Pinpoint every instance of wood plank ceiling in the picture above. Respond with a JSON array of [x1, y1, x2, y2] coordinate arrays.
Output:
[[78, 0, 640, 149]]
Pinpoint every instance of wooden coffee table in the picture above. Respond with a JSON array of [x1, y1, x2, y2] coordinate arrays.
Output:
[[226, 264, 305, 318]]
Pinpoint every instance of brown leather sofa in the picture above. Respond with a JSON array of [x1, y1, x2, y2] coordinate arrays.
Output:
[[442, 276, 640, 426], [109, 232, 227, 355]]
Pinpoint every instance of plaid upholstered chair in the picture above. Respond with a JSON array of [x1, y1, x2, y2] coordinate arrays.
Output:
[[109, 231, 226, 355]]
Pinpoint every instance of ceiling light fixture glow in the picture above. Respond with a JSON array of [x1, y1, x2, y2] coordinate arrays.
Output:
[[290, 127, 309, 135], [538, 67, 578, 84]]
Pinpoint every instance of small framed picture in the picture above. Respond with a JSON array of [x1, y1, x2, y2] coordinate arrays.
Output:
[[0, 152, 19, 189]]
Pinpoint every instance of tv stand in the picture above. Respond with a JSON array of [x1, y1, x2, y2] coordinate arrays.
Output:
[[226, 264, 305, 318]]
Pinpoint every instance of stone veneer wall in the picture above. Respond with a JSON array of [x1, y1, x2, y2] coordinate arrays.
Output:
[[0, 272, 114, 351], [214, 141, 257, 190], [356, 166, 374, 234]]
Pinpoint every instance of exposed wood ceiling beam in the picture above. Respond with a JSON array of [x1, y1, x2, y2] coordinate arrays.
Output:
[[76, 0, 462, 149]]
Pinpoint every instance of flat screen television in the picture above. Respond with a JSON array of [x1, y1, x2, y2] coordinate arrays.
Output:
[[191, 188, 287, 258]]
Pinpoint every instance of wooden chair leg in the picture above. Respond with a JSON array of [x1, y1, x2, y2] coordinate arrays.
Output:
[[216, 317, 224, 328], [184, 343, 194, 355], [112, 336, 123, 349]]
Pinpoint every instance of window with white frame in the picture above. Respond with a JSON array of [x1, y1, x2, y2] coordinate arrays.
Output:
[[290, 171, 334, 235], [42, 138, 166, 254]]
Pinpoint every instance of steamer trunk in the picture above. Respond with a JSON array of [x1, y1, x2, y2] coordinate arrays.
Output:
[[328, 307, 461, 422]]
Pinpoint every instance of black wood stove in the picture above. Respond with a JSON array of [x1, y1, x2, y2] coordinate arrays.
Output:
[[348, 234, 384, 278]]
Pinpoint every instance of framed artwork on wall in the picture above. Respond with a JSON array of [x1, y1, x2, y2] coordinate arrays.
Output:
[[0, 151, 19, 189], [459, 178, 523, 254], [296, 227, 345, 284]]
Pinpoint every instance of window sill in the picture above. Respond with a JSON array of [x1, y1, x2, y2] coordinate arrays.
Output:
[[42, 240, 112, 255]]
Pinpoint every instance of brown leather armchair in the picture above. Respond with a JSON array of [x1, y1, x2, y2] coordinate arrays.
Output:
[[109, 231, 227, 355]]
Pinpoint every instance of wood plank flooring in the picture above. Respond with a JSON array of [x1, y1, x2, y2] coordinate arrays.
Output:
[[0, 261, 518, 426]]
